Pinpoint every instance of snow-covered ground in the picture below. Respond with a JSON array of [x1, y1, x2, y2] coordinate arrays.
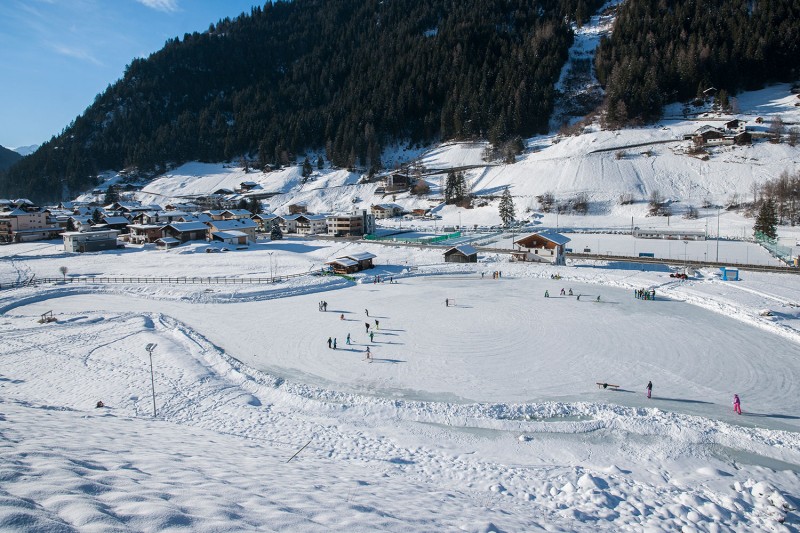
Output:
[[1, 239, 799, 531]]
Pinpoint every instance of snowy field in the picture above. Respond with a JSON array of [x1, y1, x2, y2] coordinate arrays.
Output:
[[1, 238, 799, 531]]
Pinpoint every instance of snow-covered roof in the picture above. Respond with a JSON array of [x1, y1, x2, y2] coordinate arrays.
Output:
[[211, 219, 257, 231], [327, 257, 359, 267], [165, 222, 209, 232], [223, 209, 253, 217], [446, 244, 477, 256], [345, 252, 377, 261], [212, 230, 247, 239], [102, 216, 130, 225], [155, 237, 180, 244]]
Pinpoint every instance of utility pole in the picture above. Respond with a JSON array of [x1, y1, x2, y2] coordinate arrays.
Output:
[[716, 208, 720, 262]]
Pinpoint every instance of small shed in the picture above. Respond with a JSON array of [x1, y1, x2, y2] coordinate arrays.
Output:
[[444, 244, 478, 263], [326, 257, 360, 274], [155, 237, 181, 250]]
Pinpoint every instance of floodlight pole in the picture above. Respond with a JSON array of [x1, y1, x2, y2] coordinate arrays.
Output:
[[146, 343, 157, 417], [716, 208, 720, 262]]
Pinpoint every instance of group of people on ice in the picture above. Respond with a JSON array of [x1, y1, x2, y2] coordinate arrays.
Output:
[[324, 302, 380, 362], [635, 289, 656, 300]]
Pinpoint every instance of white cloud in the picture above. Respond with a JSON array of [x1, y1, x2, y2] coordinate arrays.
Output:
[[50, 43, 103, 66], [135, 0, 179, 13]]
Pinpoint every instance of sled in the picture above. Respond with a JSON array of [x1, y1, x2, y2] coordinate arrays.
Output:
[[596, 382, 619, 390]]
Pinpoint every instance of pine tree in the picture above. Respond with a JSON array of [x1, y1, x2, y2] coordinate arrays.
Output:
[[91, 208, 103, 224], [270, 220, 283, 240], [317, 155, 324, 170], [754, 198, 778, 240], [499, 188, 515, 227], [302, 157, 313, 178], [247, 198, 262, 215], [103, 185, 120, 206]]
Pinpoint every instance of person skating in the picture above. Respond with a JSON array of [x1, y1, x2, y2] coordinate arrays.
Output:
[[340, 313, 345, 320], [365, 346, 372, 362], [576, 294, 581, 301], [365, 308, 369, 316], [560, 288, 565, 296], [646, 380, 652, 399], [544, 290, 549, 298], [369, 331, 374, 342], [327, 337, 332, 349], [365, 322, 370, 333], [733, 394, 742, 415], [596, 295, 601, 302], [346, 333, 351, 345], [568, 288, 573, 296], [445, 298, 449, 307], [375, 319, 380, 330], [333, 338, 337, 350]]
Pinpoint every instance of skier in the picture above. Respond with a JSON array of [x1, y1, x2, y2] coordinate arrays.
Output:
[[333, 338, 337, 350], [346, 333, 351, 345], [733, 394, 742, 415], [544, 290, 549, 298], [365, 346, 372, 362], [646, 380, 652, 399], [327, 337, 332, 349], [365, 309, 369, 316], [369, 331, 374, 342]]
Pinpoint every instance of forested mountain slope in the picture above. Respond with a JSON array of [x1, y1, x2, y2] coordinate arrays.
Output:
[[1, 0, 601, 202]]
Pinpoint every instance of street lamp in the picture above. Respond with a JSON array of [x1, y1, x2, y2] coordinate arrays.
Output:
[[683, 240, 688, 270], [268, 252, 274, 281], [145, 343, 157, 417]]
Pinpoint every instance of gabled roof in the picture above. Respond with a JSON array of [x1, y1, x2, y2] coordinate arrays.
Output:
[[445, 244, 477, 256], [326, 257, 359, 267], [204, 210, 226, 216], [164, 222, 209, 232], [210, 219, 257, 231], [345, 252, 377, 261], [102, 216, 131, 225], [223, 209, 252, 217], [297, 213, 328, 222], [279, 213, 303, 221], [515, 231, 571, 247], [252, 213, 277, 220], [155, 237, 180, 244], [212, 230, 248, 239]]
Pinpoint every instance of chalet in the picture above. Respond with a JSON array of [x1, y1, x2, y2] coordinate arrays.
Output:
[[221, 209, 253, 220], [385, 172, 413, 192], [277, 213, 302, 233], [734, 132, 753, 145], [211, 230, 249, 248], [161, 222, 209, 243], [212, 188, 235, 195], [203, 210, 228, 221], [235, 181, 259, 193], [177, 213, 212, 224], [288, 203, 308, 215], [371, 203, 404, 219], [252, 213, 278, 232], [512, 231, 571, 265], [724, 119, 746, 133], [295, 214, 328, 235], [326, 251, 377, 274], [444, 244, 478, 263], [63, 229, 120, 253], [127, 224, 163, 244], [207, 218, 258, 242]]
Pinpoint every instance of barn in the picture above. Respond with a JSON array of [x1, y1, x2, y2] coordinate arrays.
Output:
[[443, 244, 478, 263]]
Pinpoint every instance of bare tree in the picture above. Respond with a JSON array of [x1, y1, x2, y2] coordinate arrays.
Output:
[[59, 266, 68, 281]]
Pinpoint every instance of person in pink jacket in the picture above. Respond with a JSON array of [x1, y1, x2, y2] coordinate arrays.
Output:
[[733, 394, 742, 415]]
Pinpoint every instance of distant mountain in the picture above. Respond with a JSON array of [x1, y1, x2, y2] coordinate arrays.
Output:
[[11, 145, 39, 157], [0, 145, 22, 172]]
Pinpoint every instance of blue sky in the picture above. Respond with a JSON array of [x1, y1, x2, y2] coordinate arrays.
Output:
[[0, 0, 260, 150]]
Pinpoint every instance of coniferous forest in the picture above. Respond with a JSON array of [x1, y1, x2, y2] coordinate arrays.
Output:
[[2, 0, 799, 202], [2, 0, 602, 202], [596, 0, 800, 126]]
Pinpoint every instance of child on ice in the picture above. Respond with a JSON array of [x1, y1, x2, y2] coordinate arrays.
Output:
[[733, 394, 742, 414]]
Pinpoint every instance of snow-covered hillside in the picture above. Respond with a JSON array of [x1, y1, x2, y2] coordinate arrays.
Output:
[[115, 84, 800, 239]]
